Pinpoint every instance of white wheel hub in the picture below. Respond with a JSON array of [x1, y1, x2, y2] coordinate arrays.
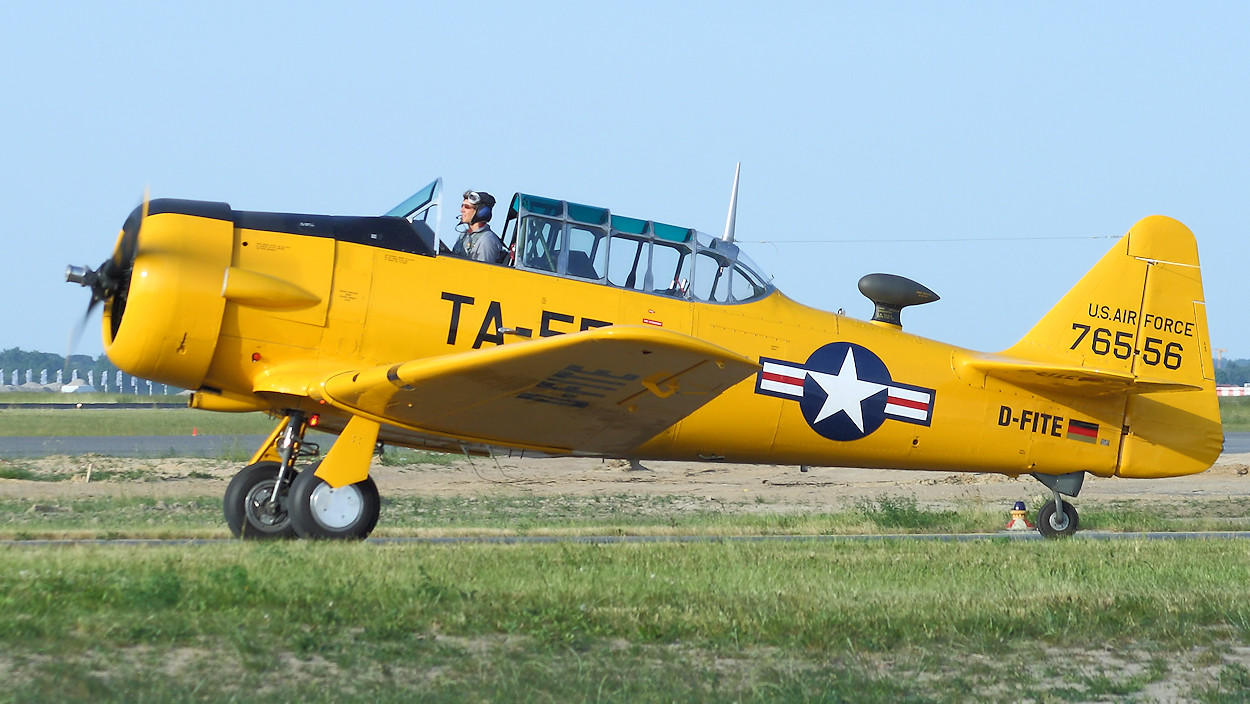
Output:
[[308, 482, 363, 530], [1049, 506, 1070, 531]]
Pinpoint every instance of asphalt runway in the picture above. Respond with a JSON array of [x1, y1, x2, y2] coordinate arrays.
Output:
[[2, 432, 1247, 459]]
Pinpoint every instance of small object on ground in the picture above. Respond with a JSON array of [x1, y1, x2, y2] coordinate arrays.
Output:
[[1005, 500, 1034, 530]]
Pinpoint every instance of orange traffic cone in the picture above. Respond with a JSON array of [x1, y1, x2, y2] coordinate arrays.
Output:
[[1005, 501, 1034, 531], [192, 427, 198, 437]]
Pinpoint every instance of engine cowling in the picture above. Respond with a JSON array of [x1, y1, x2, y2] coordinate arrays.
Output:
[[102, 200, 235, 390]]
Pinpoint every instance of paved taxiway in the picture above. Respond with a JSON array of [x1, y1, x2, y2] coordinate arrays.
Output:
[[0, 433, 342, 458]]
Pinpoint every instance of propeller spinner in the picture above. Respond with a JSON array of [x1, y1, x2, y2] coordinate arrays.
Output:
[[65, 194, 146, 342]]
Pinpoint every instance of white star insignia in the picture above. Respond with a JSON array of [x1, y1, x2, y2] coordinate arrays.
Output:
[[806, 347, 886, 431]]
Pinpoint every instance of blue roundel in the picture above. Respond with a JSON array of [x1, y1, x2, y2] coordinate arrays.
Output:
[[798, 342, 894, 442]]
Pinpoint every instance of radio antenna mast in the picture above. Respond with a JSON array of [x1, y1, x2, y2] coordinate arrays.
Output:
[[721, 162, 741, 244]]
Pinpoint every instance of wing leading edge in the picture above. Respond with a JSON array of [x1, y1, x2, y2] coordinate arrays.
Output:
[[314, 326, 761, 455]]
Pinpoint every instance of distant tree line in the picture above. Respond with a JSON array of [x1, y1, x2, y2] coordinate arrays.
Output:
[[0, 347, 119, 383], [1217, 358, 1250, 386], [0, 347, 158, 392]]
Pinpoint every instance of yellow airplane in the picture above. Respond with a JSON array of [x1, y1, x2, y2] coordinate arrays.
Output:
[[65, 176, 1222, 539]]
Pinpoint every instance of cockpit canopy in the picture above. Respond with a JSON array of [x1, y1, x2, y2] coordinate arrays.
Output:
[[500, 193, 773, 304], [385, 180, 773, 304]]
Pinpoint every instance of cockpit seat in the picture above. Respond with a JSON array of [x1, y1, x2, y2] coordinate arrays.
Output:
[[565, 251, 599, 279]]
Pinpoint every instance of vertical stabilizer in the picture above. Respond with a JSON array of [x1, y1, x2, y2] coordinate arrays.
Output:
[[1002, 216, 1221, 478]]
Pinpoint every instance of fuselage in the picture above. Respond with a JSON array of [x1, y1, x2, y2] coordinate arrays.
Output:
[[110, 205, 1110, 477], [97, 195, 1220, 482]]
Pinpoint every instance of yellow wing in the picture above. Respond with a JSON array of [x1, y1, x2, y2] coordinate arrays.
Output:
[[314, 325, 760, 454]]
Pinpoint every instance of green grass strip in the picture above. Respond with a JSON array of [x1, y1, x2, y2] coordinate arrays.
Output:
[[1, 540, 1250, 702]]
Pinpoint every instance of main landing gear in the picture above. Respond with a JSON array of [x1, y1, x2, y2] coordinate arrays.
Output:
[[223, 410, 381, 540], [1032, 471, 1084, 538]]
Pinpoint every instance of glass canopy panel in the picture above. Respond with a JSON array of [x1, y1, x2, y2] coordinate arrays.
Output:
[[730, 262, 770, 301], [691, 250, 731, 303], [384, 178, 439, 219], [381, 178, 441, 254], [507, 192, 773, 303], [610, 215, 648, 235], [567, 202, 609, 226], [520, 217, 563, 272], [520, 195, 563, 218], [650, 241, 692, 296], [607, 236, 646, 290], [653, 222, 692, 243], [565, 224, 607, 279]]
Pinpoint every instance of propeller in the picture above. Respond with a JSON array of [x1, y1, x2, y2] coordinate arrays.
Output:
[[65, 190, 149, 359]]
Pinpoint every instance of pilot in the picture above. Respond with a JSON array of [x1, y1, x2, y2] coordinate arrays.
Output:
[[451, 190, 505, 263]]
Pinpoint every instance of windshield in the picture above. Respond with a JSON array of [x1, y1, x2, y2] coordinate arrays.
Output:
[[384, 178, 442, 253]]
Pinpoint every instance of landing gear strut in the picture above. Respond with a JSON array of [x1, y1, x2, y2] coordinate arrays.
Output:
[[224, 410, 307, 540], [1032, 471, 1084, 539], [224, 410, 381, 540]]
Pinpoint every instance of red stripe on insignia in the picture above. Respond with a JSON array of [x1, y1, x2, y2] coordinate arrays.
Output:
[[886, 395, 929, 411], [762, 371, 804, 386], [1068, 423, 1098, 438]]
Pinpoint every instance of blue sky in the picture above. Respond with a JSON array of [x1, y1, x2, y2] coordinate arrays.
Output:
[[4, 2, 1248, 361]]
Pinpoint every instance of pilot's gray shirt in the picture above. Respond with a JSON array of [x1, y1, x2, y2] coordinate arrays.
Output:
[[452, 225, 504, 263]]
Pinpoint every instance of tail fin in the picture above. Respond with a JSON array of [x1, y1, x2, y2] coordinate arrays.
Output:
[[980, 216, 1222, 478]]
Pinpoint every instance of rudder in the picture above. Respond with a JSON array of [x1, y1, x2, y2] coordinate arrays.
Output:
[[1117, 216, 1221, 477]]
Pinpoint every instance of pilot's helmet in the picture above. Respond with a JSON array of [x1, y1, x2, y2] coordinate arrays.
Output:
[[463, 190, 496, 223]]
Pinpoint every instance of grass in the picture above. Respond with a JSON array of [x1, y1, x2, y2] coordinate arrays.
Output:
[[2, 539, 1250, 701], [4, 490, 1250, 541], [378, 446, 460, 467], [2, 459, 1250, 700], [1220, 396, 1250, 432], [0, 408, 276, 436]]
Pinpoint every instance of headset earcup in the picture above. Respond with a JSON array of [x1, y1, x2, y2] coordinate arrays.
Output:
[[476, 205, 492, 223]]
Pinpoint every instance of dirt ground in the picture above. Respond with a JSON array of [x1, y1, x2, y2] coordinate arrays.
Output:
[[3, 449, 1248, 510]]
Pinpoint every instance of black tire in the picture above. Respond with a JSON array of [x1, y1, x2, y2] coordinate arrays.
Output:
[[1037, 499, 1079, 538], [287, 463, 380, 540], [223, 462, 297, 540]]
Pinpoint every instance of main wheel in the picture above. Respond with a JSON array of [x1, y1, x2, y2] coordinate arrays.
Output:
[[287, 463, 380, 540], [1037, 499, 1079, 538], [223, 462, 297, 539]]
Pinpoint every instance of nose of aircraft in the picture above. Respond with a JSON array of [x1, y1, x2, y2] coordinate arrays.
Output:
[[66, 200, 146, 392], [65, 263, 99, 289], [64, 197, 145, 342]]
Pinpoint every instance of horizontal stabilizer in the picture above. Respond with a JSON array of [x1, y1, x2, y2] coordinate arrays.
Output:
[[315, 326, 760, 455], [968, 355, 1203, 395]]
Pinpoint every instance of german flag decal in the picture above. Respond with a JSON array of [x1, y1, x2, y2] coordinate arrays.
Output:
[[1067, 418, 1099, 444]]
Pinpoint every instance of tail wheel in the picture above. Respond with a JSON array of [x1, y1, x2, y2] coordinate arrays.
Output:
[[287, 462, 380, 540], [223, 462, 298, 540], [1037, 499, 1079, 538]]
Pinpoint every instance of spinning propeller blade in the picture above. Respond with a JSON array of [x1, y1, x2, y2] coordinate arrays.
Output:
[[65, 189, 150, 358]]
